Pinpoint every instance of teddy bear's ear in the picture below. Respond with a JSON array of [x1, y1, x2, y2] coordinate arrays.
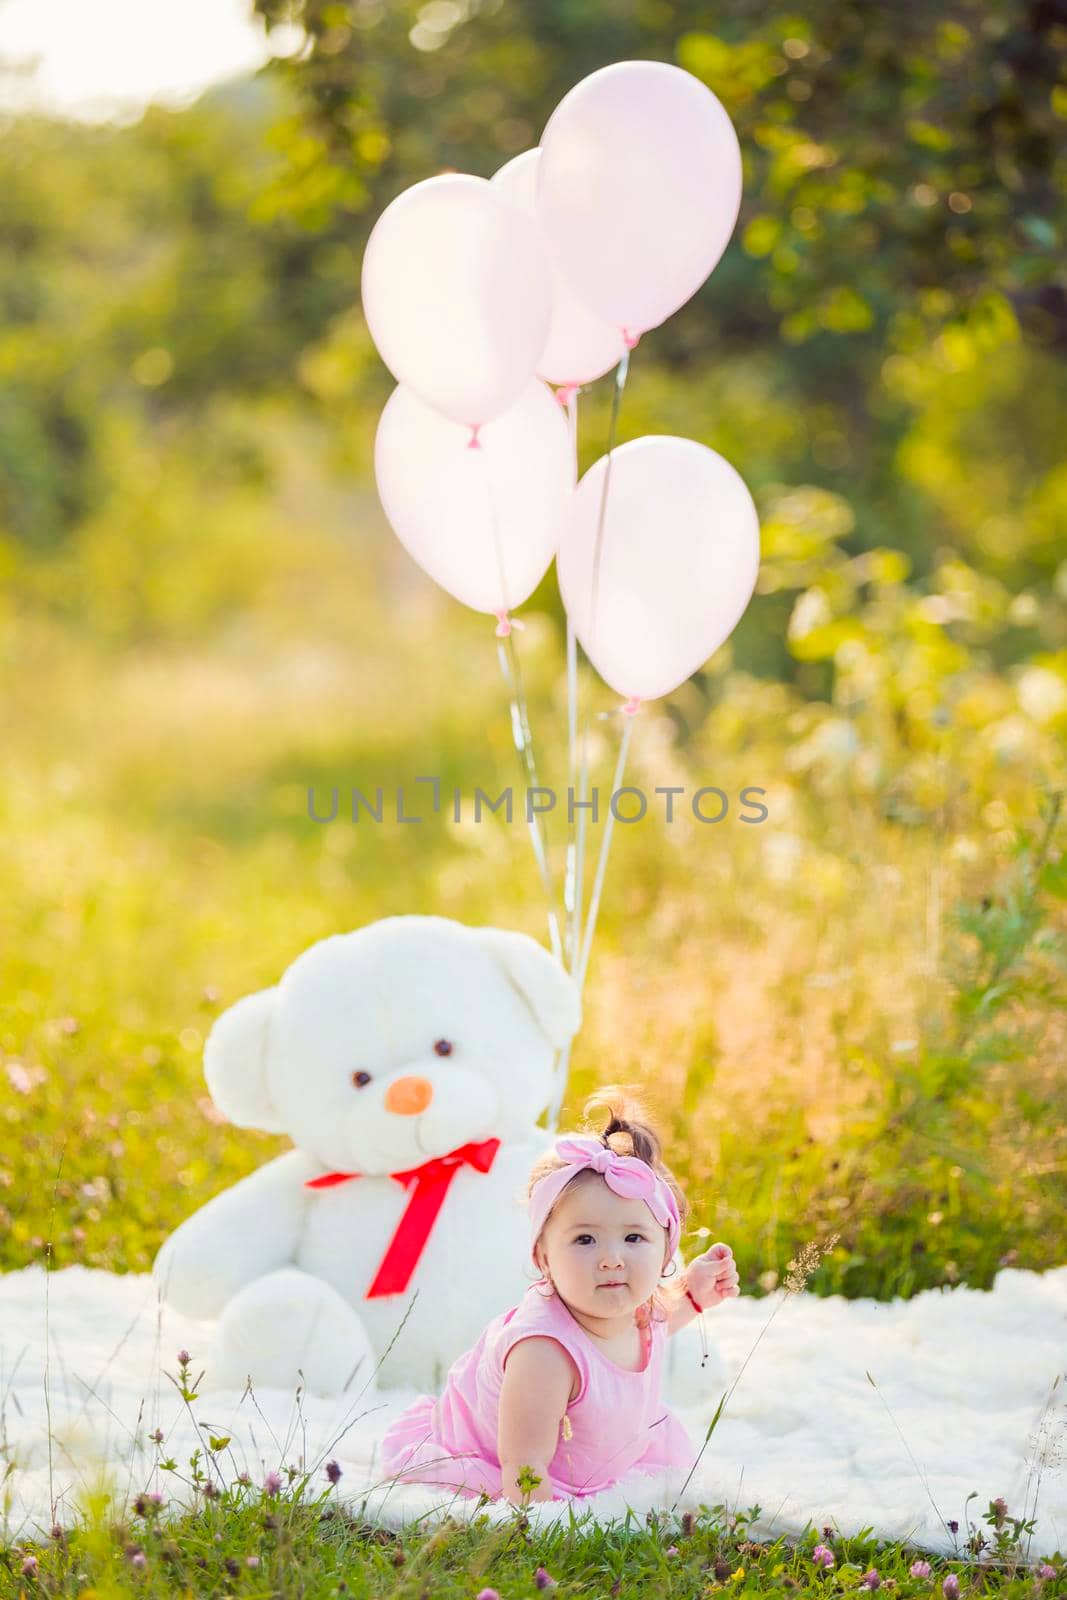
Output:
[[203, 986, 287, 1132], [477, 929, 581, 1050]]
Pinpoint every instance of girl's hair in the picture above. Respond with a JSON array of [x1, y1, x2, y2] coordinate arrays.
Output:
[[527, 1084, 690, 1325]]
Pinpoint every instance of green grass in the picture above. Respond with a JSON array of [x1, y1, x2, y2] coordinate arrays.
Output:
[[3, 1477, 1062, 1597]]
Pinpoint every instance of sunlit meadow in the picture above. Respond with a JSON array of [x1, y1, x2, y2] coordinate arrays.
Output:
[[2, 45, 1066, 1589]]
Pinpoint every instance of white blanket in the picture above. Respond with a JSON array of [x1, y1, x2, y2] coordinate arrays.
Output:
[[1, 1264, 1063, 1559]]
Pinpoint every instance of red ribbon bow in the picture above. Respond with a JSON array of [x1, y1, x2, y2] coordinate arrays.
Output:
[[304, 1136, 502, 1299]]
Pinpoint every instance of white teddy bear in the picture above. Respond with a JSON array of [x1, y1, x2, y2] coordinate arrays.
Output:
[[154, 915, 578, 1395], [154, 913, 722, 1399]]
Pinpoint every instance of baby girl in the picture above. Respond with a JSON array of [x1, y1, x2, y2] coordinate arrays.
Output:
[[380, 1091, 739, 1503]]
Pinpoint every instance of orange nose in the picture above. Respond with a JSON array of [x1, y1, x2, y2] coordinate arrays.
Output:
[[384, 1075, 434, 1116]]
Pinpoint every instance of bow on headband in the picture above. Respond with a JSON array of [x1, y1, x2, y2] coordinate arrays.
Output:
[[527, 1134, 680, 1266]]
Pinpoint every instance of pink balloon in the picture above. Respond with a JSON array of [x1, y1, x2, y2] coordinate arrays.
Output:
[[491, 150, 627, 387], [375, 381, 575, 616], [361, 174, 552, 427], [538, 61, 742, 339], [557, 436, 759, 702]]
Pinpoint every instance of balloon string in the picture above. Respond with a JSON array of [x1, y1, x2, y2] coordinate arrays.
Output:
[[548, 386, 583, 1136], [496, 627, 564, 968], [481, 442, 563, 967], [563, 387, 581, 976], [575, 706, 636, 995], [588, 349, 630, 658], [568, 347, 630, 1015]]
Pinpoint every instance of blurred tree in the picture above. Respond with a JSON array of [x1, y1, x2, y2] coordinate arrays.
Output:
[[249, 0, 1067, 353], [0, 83, 356, 548], [0, 1, 1063, 695], [244, 0, 1067, 596]]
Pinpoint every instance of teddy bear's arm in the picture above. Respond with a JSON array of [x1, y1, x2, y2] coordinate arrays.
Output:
[[152, 1149, 316, 1317]]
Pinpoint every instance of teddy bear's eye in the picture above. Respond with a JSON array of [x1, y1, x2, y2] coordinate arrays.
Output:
[[351, 1070, 373, 1088], [433, 1039, 453, 1057]]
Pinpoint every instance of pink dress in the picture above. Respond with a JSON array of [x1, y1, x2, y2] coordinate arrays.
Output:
[[379, 1284, 695, 1500]]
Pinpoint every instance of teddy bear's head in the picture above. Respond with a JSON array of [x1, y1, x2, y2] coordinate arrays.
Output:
[[202, 916, 580, 1173]]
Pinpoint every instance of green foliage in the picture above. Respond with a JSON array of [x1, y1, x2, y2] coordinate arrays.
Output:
[[814, 794, 1066, 1299], [0, 88, 361, 559]]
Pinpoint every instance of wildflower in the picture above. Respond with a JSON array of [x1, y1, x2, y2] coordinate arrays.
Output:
[[861, 1570, 881, 1590], [236, 1472, 252, 1485], [682, 1511, 695, 1537], [177, 1350, 190, 1366], [731, 1566, 745, 1581], [812, 1545, 836, 1569], [942, 1576, 960, 1599], [325, 1459, 343, 1485], [991, 1497, 1007, 1524], [714, 1557, 733, 1581], [150, 1428, 164, 1444], [477, 1590, 501, 1600], [246, 1555, 261, 1569], [910, 1560, 932, 1578], [148, 1491, 163, 1506], [947, 1521, 959, 1536], [666, 1545, 680, 1557], [127, 1547, 147, 1570], [1037, 1565, 1057, 1582], [263, 1469, 284, 1495], [535, 1568, 558, 1590], [201, 1480, 219, 1499], [21, 1555, 39, 1578]]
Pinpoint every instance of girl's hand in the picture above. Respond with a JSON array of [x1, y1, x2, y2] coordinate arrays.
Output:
[[685, 1243, 740, 1309]]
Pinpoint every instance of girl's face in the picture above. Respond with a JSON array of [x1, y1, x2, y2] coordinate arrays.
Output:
[[533, 1173, 669, 1322]]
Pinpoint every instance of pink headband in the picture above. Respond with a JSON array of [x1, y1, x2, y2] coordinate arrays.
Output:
[[528, 1135, 680, 1267]]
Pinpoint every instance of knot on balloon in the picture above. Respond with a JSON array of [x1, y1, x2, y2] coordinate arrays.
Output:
[[622, 329, 642, 351], [621, 696, 642, 717], [467, 426, 482, 450], [494, 611, 526, 639], [555, 383, 580, 409]]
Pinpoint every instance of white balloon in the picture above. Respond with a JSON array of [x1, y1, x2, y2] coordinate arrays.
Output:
[[538, 61, 742, 338], [375, 380, 575, 616], [361, 174, 553, 427], [557, 436, 759, 702], [491, 149, 627, 387]]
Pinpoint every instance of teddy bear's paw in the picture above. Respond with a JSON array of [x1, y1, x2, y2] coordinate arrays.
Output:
[[209, 1268, 377, 1398]]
